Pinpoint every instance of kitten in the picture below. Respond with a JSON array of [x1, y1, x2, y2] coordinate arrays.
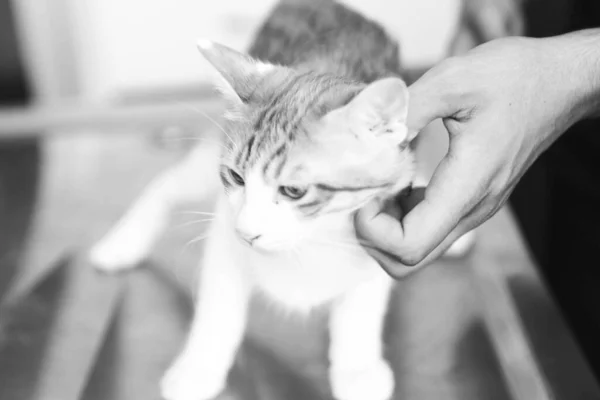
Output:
[[90, 1, 474, 399]]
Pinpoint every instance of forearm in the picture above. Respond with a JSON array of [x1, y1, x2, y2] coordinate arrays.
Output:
[[543, 29, 600, 121]]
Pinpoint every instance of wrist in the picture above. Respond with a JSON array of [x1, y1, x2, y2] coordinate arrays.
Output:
[[542, 29, 600, 122]]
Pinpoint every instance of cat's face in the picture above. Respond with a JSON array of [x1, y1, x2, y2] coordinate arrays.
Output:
[[199, 40, 415, 252]]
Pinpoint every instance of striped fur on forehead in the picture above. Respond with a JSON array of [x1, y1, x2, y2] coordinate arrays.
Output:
[[228, 71, 362, 172]]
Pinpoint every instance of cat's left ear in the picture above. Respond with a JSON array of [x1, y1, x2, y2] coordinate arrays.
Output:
[[344, 77, 412, 145], [197, 39, 275, 108]]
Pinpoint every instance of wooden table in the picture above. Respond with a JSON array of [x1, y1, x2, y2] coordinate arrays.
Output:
[[0, 101, 598, 400]]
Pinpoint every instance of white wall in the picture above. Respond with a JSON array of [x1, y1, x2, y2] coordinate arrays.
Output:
[[66, 0, 461, 99]]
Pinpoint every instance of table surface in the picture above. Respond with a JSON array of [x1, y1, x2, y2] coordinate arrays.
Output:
[[1, 123, 598, 400]]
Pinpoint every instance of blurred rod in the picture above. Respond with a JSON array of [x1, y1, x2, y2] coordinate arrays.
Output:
[[0, 99, 223, 138], [470, 218, 553, 400]]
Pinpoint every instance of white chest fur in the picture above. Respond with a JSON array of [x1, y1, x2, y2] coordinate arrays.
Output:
[[209, 199, 388, 313], [247, 240, 385, 311]]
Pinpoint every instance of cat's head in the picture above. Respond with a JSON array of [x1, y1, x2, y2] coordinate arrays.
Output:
[[198, 40, 416, 252]]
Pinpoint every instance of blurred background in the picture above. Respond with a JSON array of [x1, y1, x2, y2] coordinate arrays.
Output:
[[0, 0, 599, 400]]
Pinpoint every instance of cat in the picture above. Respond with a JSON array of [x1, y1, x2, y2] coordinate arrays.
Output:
[[90, 1, 474, 399]]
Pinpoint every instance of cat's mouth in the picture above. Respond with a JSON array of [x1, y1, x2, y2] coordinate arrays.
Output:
[[237, 234, 290, 253]]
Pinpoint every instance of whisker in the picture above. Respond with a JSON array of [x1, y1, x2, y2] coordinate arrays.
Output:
[[178, 211, 217, 216], [175, 218, 215, 229], [187, 234, 210, 246], [180, 234, 211, 256], [175, 101, 238, 151]]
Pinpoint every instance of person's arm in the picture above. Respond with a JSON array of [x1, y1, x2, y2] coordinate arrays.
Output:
[[355, 29, 600, 278], [561, 29, 600, 119]]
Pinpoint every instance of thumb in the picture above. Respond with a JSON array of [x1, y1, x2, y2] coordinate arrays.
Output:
[[406, 67, 456, 140]]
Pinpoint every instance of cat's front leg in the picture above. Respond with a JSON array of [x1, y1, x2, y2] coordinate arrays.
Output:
[[329, 275, 395, 400], [161, 222, 250, 400], [90, 143, 219, 272], [89, 167, 178, 271]]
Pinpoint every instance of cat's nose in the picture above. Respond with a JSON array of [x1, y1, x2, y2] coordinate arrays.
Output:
[[236, 229, 261, 245]]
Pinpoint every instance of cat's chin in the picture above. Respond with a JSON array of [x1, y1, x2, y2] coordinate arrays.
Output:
[[246, 244, 276, 255]]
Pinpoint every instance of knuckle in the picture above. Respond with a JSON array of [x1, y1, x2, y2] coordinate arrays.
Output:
[[396, 246, 427, 267], [377, 258, 415, 280]]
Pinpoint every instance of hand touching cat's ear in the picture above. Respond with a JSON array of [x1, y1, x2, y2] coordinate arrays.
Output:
[[343, 77, 412, 146], [197, 39, 278, 108]]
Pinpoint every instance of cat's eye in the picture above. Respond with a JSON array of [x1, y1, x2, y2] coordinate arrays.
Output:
[[279, 185, 307, 200], [228, 168, 245, 186]]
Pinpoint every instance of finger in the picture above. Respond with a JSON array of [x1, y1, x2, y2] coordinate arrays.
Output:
[[406, 69, 455, 139], [355, 198, 405, 255], [366, 207, 485, 279], [354, 190, 422, 273], [357, 140, 487, 266], [362, 245, 419, 279], [394, 150, 486, 263], [409, 209, 482, 268]]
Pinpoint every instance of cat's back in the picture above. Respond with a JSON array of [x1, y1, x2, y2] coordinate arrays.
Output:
[[248, 0, 402, 82]]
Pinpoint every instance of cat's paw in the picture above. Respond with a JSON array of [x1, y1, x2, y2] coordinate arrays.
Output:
[[89, 234, 148, 273], [330, 359, 395, 400], [444, 230, 476, 259], [160, 356, 227, 400]]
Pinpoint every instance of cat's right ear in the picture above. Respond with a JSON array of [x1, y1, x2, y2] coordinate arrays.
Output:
[[197, 39, 274, 111], [341, 77, 413, 146]]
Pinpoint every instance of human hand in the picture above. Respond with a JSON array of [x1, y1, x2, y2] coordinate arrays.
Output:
[[356, 32, 600, 277]]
